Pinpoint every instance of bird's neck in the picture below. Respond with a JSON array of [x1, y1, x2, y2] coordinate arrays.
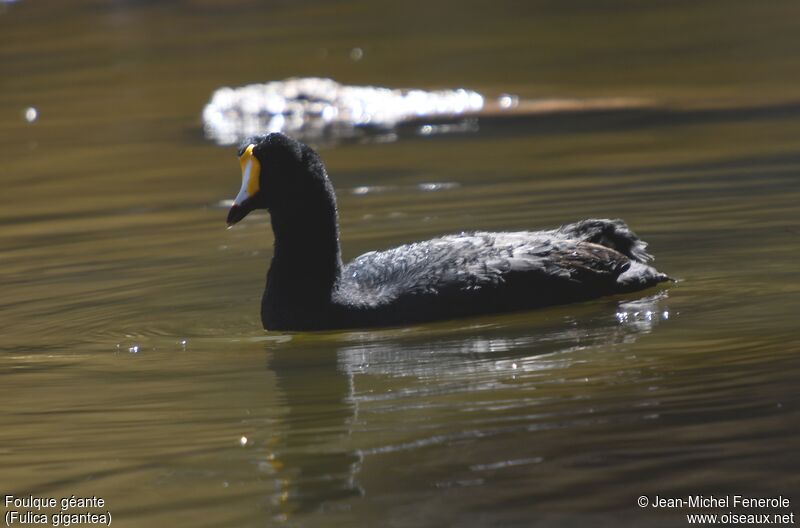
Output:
[[266, 202, 343, 305]]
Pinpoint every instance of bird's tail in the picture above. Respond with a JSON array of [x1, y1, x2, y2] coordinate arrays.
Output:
[[557, 218, 654, 263]]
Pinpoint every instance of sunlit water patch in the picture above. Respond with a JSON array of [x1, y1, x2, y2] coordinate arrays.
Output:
[[203, 77, 484, 146]]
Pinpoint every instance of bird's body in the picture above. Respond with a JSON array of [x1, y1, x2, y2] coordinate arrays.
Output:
[[327, 223, 666, 329], [226, 133, 671, 331]]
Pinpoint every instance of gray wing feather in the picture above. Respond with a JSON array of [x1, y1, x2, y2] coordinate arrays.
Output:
[[336, 218, 658, 307]]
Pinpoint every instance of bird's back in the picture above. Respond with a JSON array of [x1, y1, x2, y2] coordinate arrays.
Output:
[[332, 219, 670, 326]]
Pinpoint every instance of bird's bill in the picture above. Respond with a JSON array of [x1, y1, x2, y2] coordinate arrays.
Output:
[[226, 199, 255, 227], [227, 144, 261, 227]]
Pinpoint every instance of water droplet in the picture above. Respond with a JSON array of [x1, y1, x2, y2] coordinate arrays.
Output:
[[239, 436, 248, 446], [24, 106, 38, 123], [128, 345, 139, 353], [349, 47, 364, 61], [498, 94, 519, 109]]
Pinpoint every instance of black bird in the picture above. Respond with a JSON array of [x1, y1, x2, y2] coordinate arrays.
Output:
[[226, 133, 671, 331]]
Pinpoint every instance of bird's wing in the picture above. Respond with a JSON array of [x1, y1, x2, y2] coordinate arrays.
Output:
[[336, 232, 631, 306]]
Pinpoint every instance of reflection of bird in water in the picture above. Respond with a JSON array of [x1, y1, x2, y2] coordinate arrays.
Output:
[[259, 293, 670, 516], [337, 292, 672, 380], [226, 133, 671, 331], [263, 346, 363, 516]]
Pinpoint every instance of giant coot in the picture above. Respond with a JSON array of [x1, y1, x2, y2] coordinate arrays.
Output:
[[226, 133, 671, 331]]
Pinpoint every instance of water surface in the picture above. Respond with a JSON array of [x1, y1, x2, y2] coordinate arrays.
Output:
[[2, 1, 799, 527]]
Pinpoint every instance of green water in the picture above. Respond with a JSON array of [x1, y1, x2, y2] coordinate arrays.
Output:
[[2, 1, 799, 526]]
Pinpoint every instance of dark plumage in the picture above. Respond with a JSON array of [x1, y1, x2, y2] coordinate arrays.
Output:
[[226, 133, 671, 331]]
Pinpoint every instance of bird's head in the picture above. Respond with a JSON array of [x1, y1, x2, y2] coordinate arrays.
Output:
[[226, 133, 326, 227]]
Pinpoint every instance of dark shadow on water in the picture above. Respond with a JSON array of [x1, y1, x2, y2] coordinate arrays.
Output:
[[398, 100, 800, 143]]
